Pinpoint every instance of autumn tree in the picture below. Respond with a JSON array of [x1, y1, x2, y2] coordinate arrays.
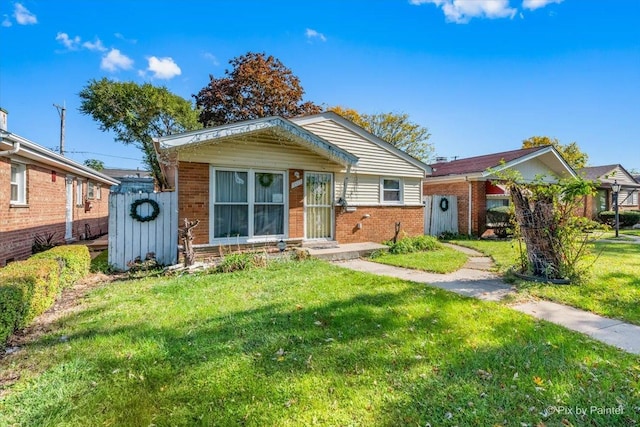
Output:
[[330, 106, 433, 162], [522, 136, 588, 170], [83, 158, 104, 171], [194, 52, 322, 127], [79, 78, 200, 189]]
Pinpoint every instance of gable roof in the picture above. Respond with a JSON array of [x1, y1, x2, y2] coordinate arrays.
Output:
[[156, 116, 358, 167], [0, 131, 119, 185], [428, 145, 576, 181], [578, 164, 640, 189], [291, 112, 432, 174]]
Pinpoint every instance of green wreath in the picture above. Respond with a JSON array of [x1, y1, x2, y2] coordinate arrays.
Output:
[[130, 198, 160, 222], [439, 197, 449, 212], [258, 173, 274, 187]]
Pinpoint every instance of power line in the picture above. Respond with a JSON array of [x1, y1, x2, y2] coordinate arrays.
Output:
[[61, 150, 142, 161]]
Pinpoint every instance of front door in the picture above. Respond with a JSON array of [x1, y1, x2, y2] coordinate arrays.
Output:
[[304, 172, 333, 240]]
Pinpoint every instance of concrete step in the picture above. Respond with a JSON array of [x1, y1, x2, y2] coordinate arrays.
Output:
[[305, 242, 388, 261]]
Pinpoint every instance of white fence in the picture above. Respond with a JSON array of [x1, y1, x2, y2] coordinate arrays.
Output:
[[424, 195, 458, 236], [108, 192, 178, 271]]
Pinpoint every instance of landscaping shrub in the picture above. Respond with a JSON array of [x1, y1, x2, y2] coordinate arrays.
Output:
[[0, 258, 61, 346], [598, 210, 640, 227], [32, 245, 90, 289], [384, 235, 441, 254], [486, 206, 514, 238], [218, 252, 259, 273]]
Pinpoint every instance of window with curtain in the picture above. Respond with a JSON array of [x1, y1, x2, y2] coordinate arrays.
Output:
[[76, 179, 84, 206], [254, 173, 285, 236], [214, 170, 248, 238]]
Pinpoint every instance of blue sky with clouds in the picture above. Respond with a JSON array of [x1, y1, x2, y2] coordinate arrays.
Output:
[[1, 0, 638, 171]]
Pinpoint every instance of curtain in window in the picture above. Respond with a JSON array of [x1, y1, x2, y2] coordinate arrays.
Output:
[[214, 171, 248, 238], [254, 173, 284, 236]]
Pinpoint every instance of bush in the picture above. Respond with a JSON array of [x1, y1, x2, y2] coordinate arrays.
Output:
[[218, 252, 259, 273], [384, 235, 441, 254], [598, 210, 640, 227], [32, 245, 90, 289], [0, 258, 61, 346], [486, 206, 514, 238]]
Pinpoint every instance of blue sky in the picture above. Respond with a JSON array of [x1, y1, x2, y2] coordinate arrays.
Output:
[[1, 0, 638, 172]]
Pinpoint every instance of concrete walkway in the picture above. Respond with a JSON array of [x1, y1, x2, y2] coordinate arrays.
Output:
[[333, 245, 640, 355]]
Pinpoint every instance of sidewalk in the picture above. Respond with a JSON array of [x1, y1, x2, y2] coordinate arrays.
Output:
[[333, 245, 640, 355]]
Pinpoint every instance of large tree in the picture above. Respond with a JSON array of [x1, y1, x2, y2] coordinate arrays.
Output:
[[330, 106, 433, 162], [522, 136, 588, 170], [194, 52, 322, 127], [83, 158, 104, 171], [79, 78, 200, 189]]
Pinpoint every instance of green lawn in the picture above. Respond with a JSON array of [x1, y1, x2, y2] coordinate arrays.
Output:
[[371, 246, 468, 273], [1, 259, 638, 426], [451, 239, 640, 325]]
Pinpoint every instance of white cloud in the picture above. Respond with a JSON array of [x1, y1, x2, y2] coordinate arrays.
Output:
[[410, 0, 517, 23], [14, 3, 37, 25], [82, 39, 107, 52], [114, 32, 137, 44], [55, 32, 81, 50], [522, 0, 563, 10], [2, 14, 11, 27], [203, 52, 219, 66], [146, 56, 181, 79], [305, 28, 327, 42], [101, 49, 134, 72]]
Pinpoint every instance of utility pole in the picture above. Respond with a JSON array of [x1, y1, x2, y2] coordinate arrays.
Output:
[[53, 102, 66, 155]]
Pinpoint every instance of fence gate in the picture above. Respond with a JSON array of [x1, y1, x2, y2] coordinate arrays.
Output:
[[109, 192, 178, 271], [423, 195, 458, 236]]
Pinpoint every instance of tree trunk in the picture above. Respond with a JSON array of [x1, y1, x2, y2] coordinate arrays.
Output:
[[180, 218, 200, 267], [509, 185, 562, 278]]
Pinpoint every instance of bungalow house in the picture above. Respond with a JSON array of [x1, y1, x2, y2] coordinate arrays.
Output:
[[423, 145, 576, 236], [154, 112, 431, 254], [0, 109, 119, 266], [577, 164, 640, 219]]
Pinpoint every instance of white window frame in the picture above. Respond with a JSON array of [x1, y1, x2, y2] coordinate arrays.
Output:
[[10, 162, 27, 205], [76, 179, 84, 206], [209, 167, 288, 244], [380, 177, 403, 205], [96, 184, 102, 200], [87, 181, 95, 200]]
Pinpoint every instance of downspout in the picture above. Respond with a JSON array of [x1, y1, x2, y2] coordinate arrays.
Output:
[[0, 135, 20, 156], [467, 177, 472, 236], [340, 164, 352, 209]]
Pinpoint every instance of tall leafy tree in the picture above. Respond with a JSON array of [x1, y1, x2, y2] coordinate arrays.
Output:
[[83, 158, 104, 171], [330, 106, 433, 162], [522, 136, 588, 170], [194, 52, 322, 126], [79, 78, 200, 189]]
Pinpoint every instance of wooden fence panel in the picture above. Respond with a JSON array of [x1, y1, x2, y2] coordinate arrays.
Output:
[[424, 194, 458, 236], [108, 192, 178, 271]]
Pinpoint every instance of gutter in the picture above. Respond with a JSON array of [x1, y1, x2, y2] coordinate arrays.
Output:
[[467, 177, 472, 235], [0, 133, 20, 156]]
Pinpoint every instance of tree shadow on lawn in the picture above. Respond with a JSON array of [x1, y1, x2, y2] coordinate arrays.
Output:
[[3, 269, 639, 426]]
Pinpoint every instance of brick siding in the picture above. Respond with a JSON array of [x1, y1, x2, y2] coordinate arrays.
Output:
[[0, 158, 110, 266], [335, 205, 424, 243]]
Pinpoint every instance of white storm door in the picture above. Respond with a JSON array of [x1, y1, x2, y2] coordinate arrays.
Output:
[[304, 172, 334, 240]]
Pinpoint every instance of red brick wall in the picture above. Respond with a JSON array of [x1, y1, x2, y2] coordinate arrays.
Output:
[[423, 180, 486, 236], [0, 158, 111, 266], [335, 205, 424, 243], [177, 161, 210, 244], [288, 169, 304, 239]]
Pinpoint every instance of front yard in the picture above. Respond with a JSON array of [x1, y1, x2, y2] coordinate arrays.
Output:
[[1, 258, 638, 426], [451, 239, 640, 325]]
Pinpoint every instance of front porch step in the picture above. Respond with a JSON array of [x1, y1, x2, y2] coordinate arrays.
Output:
[[304, 242, 388, 261]]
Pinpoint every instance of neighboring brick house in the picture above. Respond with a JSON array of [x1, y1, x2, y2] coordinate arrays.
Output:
[[0, 110, 119, 266], [154, 112, 431, 250], [577, 164, 640, 219], [423, 146, 576, 236]]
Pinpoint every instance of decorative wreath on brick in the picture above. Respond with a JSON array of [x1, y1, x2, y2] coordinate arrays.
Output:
[[439, 197, 449, 212], [130, 198, 160, 222], [258, 173, 274, 188]]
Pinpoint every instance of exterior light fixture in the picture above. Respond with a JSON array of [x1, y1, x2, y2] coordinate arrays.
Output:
[[277, 239, 286, 252]]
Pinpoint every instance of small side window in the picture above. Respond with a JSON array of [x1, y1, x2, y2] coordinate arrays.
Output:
[[381, 178, 403, 204], [10, 162, 27, 204]]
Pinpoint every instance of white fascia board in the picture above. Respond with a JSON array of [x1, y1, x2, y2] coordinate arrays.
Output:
[[157, 116, 358, 167], [1, 131, 119, 185], [424, 173, 484, 184], [291, 112, 432, 175], [481, 146, 577, 180]]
